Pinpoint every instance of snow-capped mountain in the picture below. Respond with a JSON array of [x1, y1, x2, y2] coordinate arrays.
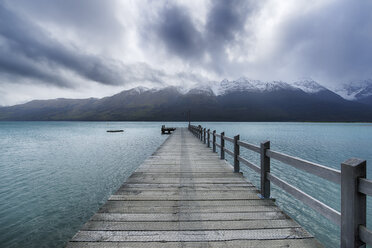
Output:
[[292, 79, 328, 94], [2, 77, 372, 121], [185, 78, 327, 96], [335, 79, 372, 101], [217, 78, 297, 95]]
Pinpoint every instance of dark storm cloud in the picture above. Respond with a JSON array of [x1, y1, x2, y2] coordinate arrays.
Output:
[[205, 0, 256, 73], [270, 0, 372, 83], [0, 1, 168, 88], [206, 0, 252, 47], [147, 1, 256, 73], [7, 0, 123, 43], [151, 4, 204, 60]]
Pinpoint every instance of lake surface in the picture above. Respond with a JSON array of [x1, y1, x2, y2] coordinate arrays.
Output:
[[1, 122, 372, 247]]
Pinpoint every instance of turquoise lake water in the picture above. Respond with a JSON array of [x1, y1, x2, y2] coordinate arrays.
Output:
[[1, 122, 372, 247]]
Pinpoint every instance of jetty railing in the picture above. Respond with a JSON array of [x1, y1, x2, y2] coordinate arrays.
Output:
[[188, 124, 371, 248]]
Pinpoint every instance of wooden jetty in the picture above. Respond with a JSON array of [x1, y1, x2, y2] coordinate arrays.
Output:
[[67, 128, 323, 247]]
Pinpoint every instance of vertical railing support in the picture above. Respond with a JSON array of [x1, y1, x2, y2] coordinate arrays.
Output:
[[260, 141, 270, 198], [200, 127, 203, 141], [220, 132, 225, 160], [207, 129, 210, 147], [213, 130, 216, 152], [203, 128, 206, 144], [341, 158, 366, 248], [234, 135, 240, 173]]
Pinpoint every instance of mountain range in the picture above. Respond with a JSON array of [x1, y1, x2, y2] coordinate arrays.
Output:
[[1, 78, 372, 121]]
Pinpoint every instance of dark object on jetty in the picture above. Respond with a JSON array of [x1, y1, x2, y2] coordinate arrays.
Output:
[[107, 130, 124, 133], [161, 125, 176, 134]]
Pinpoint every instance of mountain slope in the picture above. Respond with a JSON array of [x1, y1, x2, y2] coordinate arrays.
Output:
[[1, 80, 372, 121], [336, 79, 372, 105]]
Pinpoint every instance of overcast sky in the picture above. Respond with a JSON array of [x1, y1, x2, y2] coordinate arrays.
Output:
[[0, 0, 372, 105]]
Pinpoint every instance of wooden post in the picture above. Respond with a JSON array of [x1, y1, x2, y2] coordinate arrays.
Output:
[[260, 141, 270, 198], [341, 158, 366, 248], [234, 135, 240, 173], [220, 132, 225, 160], [207, 129, 210, 147], [203, 128, 206, 144], [200, 127, 203, 141], [213, 130, 216, 152]]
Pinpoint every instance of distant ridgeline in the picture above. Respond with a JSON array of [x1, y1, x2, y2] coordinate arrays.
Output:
[[2, 78, 372, 121]]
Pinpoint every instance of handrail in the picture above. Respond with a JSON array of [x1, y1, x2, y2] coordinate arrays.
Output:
[[267, 172, 341, 225], [223, 135, 234, 143], [188, 123, 371, 247], [359, 178, 372, 196], [223, 147, 234, 156], [360, 225, 372, 246], [238, 155, 260, 173], [237, 140, 260, 153], [266, 150, 341, 185]]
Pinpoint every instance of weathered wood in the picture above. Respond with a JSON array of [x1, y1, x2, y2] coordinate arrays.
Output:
[[223, 135, 234, 143], [207, 129, 210, 147], [266, 150, 341, 184], [67, 128, 321, 247], [82, 219, 299, 231], [359, 225, 372, 246], [213, 130, 216, 152], [234, 135, 240, 173], [237, 140, 260, 153], [223, 147, 234, 156], [267, 172, 341, 225], [71, 228, 313, 242], [238, 155, 260, 173], [359, 178, 372, 196], [220, 132, 225, 160], [91, 211, 288, 222], [67, 239, 323, 248], [260, 141, 271, 198], [341, 158, 366, 248], [203, 128, 206, 144]]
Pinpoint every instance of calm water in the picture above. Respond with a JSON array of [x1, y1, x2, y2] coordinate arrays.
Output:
[[1, 122, 372, 247]]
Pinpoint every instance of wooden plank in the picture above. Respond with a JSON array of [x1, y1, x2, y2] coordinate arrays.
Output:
[[98, 204, 278, 213], [223, 147, 234, 156], [67, 239, 323, 248], [82, 219, 300, 231], [99, 199, 277, 207], [359, 178, 372, 196], [119, 183, 255, 189], [125, 178, 248, 184], [223, 135, 234, 143], [359, 225, 372, 246], [267, 172, 341, 225], [237, 140, 260, 153], [71, 228, 313, 242], [67, 128, 322, 247], [128, 172, 242, 178], [266, 149, 341, 184], [238, 155, 260, 173], [91, 211, 288, 222]]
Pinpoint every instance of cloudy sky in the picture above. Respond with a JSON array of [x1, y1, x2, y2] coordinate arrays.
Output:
[[0, 0, 371, 105]]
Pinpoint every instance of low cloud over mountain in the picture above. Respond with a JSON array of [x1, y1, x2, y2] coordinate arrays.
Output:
[[1, 78, 372, 121]]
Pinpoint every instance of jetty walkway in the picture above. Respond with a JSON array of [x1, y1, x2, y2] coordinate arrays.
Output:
[[67, 128, 322, 247]]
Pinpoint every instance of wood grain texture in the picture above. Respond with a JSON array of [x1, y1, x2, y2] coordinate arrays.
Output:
[[67, 128, 322, 247]]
